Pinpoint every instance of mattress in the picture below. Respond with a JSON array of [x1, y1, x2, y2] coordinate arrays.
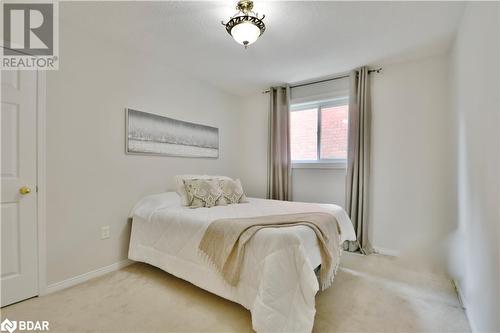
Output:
[[128, 192, 356, 333]]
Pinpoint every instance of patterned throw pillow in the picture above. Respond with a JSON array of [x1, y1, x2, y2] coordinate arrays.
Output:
[[174, 175, 233, 206], [183, 179, 226, 208], [219, 179, 248, 204]]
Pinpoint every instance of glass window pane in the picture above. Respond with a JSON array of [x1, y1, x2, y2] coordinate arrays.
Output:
[[290, 108, 318, 161], [320, 104, 348, 159]]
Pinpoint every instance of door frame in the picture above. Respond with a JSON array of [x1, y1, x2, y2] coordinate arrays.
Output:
[[36, 70, 47, 296]]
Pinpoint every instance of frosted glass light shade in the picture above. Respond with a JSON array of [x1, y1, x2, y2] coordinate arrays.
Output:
[[230, 22, 261, 46]]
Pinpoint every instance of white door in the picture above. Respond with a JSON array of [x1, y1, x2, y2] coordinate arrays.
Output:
[[1, 69, 38, 307]]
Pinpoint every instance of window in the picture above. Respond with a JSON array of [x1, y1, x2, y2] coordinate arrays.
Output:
[[290, 98, 348, 168]]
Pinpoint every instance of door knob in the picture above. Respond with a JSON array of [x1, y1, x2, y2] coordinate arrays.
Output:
[[19, 186, 31, 195]]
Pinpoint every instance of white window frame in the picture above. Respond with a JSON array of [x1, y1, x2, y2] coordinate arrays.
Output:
[[290, 97, 349, 169]]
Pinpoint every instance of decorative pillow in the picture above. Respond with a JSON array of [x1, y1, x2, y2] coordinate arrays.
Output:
[[174, 175, 232, 206], [183, 179, 226, 208], [219, 179, 248, 204]]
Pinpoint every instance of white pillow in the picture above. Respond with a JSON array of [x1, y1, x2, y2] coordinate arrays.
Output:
[[174, 175, 232, 206], [129, 192, 180, 219]]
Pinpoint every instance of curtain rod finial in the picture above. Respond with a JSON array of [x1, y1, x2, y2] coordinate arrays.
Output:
[[369, 67, 382, 74]]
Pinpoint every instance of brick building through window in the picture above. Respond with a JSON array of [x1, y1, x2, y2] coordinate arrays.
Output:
[[290, 100, 348, 162]]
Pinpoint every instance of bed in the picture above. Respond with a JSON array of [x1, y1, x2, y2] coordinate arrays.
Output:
[[128, 191, 356, 333]]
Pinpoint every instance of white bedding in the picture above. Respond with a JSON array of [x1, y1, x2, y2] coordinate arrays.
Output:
[[128, 192, 356, 333]]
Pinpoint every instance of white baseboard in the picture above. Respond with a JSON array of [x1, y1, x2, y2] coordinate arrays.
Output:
[[43, 259, 134, 295], [372, 247, 400, 257]]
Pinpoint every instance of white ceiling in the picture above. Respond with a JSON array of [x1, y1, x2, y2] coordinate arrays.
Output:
[[62, 1, 465, 96]]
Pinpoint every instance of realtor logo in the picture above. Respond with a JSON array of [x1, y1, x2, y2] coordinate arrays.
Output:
[[0, 319, 17, 333], [1, 1, 59, 70], [3, 3, 53, 55]]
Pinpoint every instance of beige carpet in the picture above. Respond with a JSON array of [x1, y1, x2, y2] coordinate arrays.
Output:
[[1, 253, 470, 332]]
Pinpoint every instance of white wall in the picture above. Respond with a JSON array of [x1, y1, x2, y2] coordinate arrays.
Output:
[[239, 93, 268, 198], [369, 55, 454, 268], [292, 168, 345, 205], [45, 17, 243, 285], [449, 3, 500, 332]]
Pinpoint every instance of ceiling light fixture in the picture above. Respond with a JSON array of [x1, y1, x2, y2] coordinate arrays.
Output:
[[222, 0, 266, 48]]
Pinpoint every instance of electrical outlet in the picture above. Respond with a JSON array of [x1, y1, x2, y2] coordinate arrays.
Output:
[[101, 226, 110, 239]]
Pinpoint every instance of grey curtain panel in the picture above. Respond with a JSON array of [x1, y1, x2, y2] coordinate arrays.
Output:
[[344, 67, 373, 254], [267, 86, 292, 201]]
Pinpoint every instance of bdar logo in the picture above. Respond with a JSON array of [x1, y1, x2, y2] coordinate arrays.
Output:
[[0, 318, 49, 332], [0, 318, 17, 333]]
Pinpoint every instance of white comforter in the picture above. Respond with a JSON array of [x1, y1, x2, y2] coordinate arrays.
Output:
[[128, 192, 356, 333]]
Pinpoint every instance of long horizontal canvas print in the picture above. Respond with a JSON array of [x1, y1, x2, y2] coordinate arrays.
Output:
[[126, 108, 219, 158]]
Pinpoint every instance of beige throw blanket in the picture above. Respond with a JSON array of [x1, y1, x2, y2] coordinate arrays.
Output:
[[198, 212, 342, 291]]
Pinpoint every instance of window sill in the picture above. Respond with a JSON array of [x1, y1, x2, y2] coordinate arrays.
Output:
[[292, 162, 347, 170]]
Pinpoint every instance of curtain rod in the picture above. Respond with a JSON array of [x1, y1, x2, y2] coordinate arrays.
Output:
[[262, 67, 382, 94]]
